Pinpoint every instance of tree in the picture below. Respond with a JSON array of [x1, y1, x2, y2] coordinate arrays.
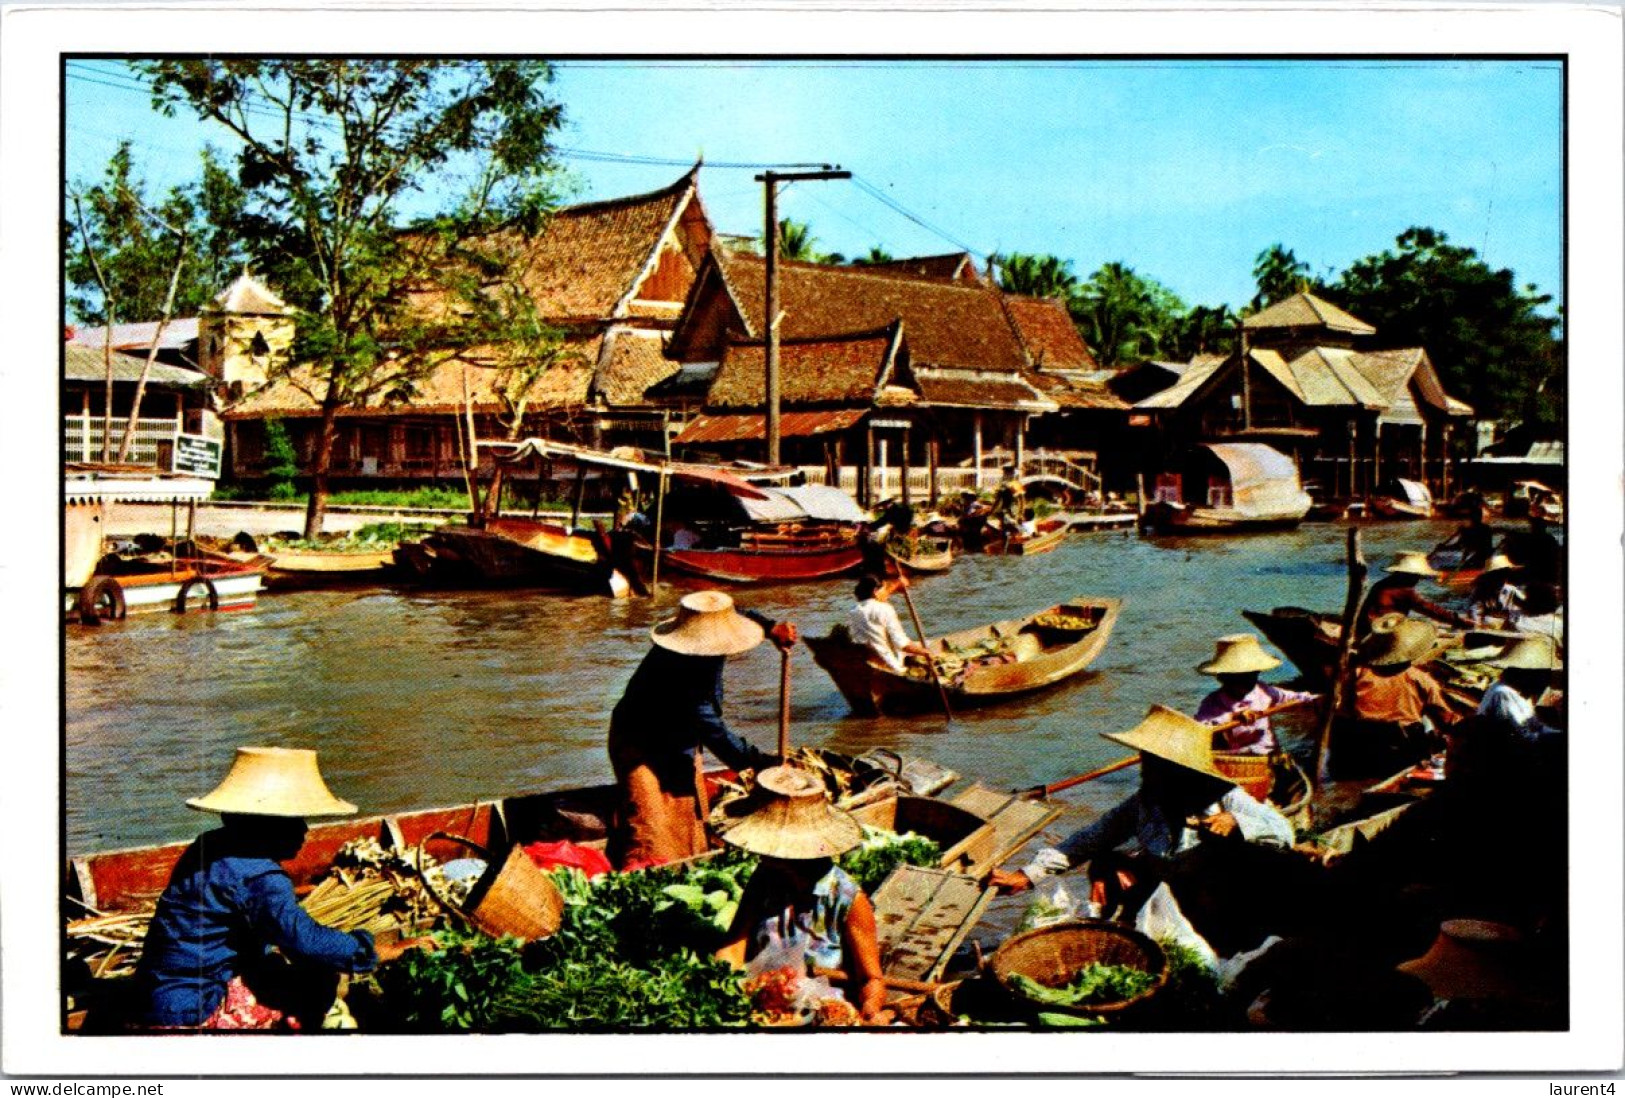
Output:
[[1172, 303, 1240, 360], [141, 60, 566, 538], [991, 252, 1079, 300], [852, 245, 894, 266], [776, 218, 818, 261], [1072, 262, 1188, 367], [1331, 227, 1562, 431], [1250, 243, 1318, 311]]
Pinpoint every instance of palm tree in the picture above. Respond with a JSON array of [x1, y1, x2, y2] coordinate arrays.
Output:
[[1251, 243, 1315, 311], [1074, 262, 1187, 367], [992, 252, 1079, 300], [776, 218, 818, 261], [852, 245, 895, 266]]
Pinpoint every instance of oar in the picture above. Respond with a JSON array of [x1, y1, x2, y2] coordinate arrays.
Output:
[[897, 579, 954, 722], [778, 645, 793, 764], [1018, 695, 1319, 799]]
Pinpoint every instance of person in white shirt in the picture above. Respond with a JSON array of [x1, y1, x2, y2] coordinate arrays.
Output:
[[846, 574, 930, 672]]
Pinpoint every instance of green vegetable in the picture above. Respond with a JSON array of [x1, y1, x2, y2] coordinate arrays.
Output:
[[1009, 963, 1157, 1008], [1036, 1010, 1106, 1028], [837, 828, 942, 892]]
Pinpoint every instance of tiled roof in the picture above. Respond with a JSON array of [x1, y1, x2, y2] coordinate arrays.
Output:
[[1001, 295, 1098, 371], [675, 408, 869, 445], [226, 333, 603, 419], [711, 250, 1030, 373], [591, 328, 679, 407], [64, 344, 208, 387], [1025, 369, 1129, 411], [1352, 347, 1472, 417], [1243, 291, 1376, 335], [915, 371, 1055, 411], [70, 318, 200, 352], [862, 253, 982, 283], [706, 325, 902, 410]]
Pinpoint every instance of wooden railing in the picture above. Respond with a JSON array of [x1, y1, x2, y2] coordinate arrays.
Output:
[[794, 450, 1103, 505], [62, 416, 181, 466]]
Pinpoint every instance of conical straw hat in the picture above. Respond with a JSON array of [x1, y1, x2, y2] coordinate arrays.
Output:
[[1358, 613, 1438, 668], [719, 765, 864, 860], [1488, 634, 1562, 671], [1101, 704, 1230, 783], [187, 746, 357, 818], [1384, 551, 1441, 578], [1396, 919, 1527, 1001], [1479, 553, 1518, 575], [651, 590, 765, 656], [1198, 634, 1282, 675]]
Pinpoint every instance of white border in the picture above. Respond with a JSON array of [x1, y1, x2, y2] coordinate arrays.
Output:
[[4, 2, 1620, 1080]]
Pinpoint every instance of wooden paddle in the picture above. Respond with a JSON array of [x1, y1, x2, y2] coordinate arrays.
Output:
[[897, 579, 954, 722], [1018, 695, 1318, 799], [1311, 527, 1369, 799], [778, 645, 793, 763]]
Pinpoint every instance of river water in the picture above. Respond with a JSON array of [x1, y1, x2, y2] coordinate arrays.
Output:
[[66, 520, 1464, 855]]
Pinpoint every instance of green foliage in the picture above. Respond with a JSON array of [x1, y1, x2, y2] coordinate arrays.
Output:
[[993, 252, 1079, 300], [1250, 243, 1321, 311], [852, 245, 895, 266], [1331, 226, 1563, 431], [261, 419, 301, 498], [1072, 262, 1189, 367], [1010, 964, 1157, 1008], [836, 829, 942, 892], [66, 141, 248, 325]]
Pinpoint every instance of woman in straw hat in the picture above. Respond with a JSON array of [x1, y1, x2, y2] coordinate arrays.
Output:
[[1448, 634, 1564, 796], [714, 766, 887, 1025], [990, 705, 1294, 903], [132, 747, 435, 1030], [607, 590, 798, 870], [1467, 553, 1526, 624], [1192, 634, 1318, 756], [1360, 552, 1475, 635], [1334, 615, 1463, 779]]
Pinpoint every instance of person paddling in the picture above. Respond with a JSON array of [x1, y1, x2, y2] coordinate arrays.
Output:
[[1192, 634, 1318, 756], [847, 573, 931, 672], [1361, 552, 1474, 634], [132, 747, 435, 1031]]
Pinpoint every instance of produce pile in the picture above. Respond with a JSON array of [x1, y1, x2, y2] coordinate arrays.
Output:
[[1031, 610, 1098, 633], [838, 828, 942, 892], [1009, 963, 1158, 1009]]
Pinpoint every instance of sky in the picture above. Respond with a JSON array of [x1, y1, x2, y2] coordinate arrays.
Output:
[[64, 57, 1563, 315]]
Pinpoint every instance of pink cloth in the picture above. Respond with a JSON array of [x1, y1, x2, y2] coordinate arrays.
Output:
[[1195, 683, 1315, 755]]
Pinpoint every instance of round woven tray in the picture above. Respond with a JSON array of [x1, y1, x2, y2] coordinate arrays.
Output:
[[989, 921, 1167, 1017]]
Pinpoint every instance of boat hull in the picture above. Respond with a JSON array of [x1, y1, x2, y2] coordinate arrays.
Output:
[[979, 520, 1068, 556], [67, 558, 265, 620], [807, 597, 1121, 715], [1144, 502, 1308, 534], [418, 520, 610, 590], [264, 550, 396, 590], [657, 543, 865, 584]]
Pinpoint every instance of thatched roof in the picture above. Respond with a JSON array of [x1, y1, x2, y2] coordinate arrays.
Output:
[[1243, 291, 1376, 336], [706, 323, 905, 410]]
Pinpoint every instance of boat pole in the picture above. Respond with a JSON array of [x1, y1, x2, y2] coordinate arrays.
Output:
[[898, 578, 953, 722], [1311, 527, 1369, 807], [778, 646, 792, 763], [650, 466, 667, 595]]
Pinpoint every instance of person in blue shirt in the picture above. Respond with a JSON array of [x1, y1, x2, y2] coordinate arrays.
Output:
[[133, 746, 434, 1030], [607, 590, 797, 869]]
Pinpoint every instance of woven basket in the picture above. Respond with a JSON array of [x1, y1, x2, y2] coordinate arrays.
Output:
[[990, 921, 1167, 1016], [1212, 751, 1273, 801], [418, 832, 563, 942]]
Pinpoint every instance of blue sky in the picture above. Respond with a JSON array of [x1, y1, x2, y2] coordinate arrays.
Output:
[[65, 58, 1562, 314]]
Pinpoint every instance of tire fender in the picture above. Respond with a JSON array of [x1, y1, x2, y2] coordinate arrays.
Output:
[[174, 577, 220, 614], [77, 576, 127, 623]]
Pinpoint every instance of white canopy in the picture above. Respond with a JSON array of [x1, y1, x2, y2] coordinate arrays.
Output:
[[1201, 443, 1313, 520]]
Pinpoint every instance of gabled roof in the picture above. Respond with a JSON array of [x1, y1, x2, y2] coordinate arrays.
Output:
[[706, 323, 905, 410], [1243, 291, 1376, 336], [915, 370, 1056, 412], [70, 318, 200, 352], [861, 252, 983, 284], [64, 344, 208, 387], [1281, 347, 1386, 408], [1024, 369, 1128, 411], [1134, 354, 1229, 410], [1348, 347, 1470, 416], [1001, 294, 1099, 372], [702, 249, 1030, 374], [213, 272, 288, 315], [590, 327, 680, 407]]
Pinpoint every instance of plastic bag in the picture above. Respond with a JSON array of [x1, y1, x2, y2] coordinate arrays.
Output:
[[523, 840, 613, 880], [1017, 878, 1098, 933], [742, 925, 835, 1025], [1134, 882, 1219, 971]]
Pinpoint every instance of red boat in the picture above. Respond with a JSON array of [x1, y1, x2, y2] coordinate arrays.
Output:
[[658, 540, 865, 584]]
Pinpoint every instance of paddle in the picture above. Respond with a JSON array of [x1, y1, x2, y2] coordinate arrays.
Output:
[[778, 645, 793, 764], [1018, 695, 1318, 799], [897, 578, 954, 723], [1311, 527, 1370, 806]]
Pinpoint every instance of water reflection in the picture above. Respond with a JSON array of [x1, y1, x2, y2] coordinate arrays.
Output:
[[66, 520, 1464, 852]]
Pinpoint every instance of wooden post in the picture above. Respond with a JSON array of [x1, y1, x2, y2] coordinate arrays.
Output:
[[764, 179, 781, 466], [1014, 416, 1025, 471], [972, 413, 984, 490], [864, 425, 876, 508], [877, 436, 889, 501], [650, 467, 667, 594], [1239, 322, 1252, 433], [1441, 422, 1452, 501], [927, 437, 940, 507], [1312, 527, 1369, 799], [569, 462, 588, 530], [1373, 420, 1383, 489], [1348, 419, 1359, 499], [900, 428, 912, 506]]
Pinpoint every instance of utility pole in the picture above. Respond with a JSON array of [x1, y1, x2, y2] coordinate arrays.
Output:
[[756, 166, 851, 465]]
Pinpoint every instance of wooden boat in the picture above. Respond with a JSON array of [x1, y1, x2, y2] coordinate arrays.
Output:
[[1366, 478, 1434, 519], [70, 551, 266, 622], [262, 548, 396, 590], [888, 536, 955, 575], [978, 518, 1068, 556], [805, 597, 1121, 715], [399, 518, 615, 592], [656, 539, 865, 584], [1143, 443, 1313, 534]]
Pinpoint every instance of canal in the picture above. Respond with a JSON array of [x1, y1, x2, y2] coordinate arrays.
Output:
[[66, 519, 1464, 854]]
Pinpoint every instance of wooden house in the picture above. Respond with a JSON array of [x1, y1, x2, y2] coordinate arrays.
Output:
[[1133, 292, 1472, 501], [223, 168, 710, 488], [62, 343, 222, 476]]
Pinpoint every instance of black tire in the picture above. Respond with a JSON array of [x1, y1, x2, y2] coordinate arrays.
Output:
[[77, 576, 126, 623], [174, 577, 219, 614]]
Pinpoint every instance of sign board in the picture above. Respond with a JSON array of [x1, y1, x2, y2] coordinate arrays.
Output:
[[171, 433, 223, 479], [869, 418, 912, 430]]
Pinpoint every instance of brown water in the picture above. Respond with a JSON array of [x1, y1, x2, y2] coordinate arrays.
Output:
[[66, 520, 1465, 855]]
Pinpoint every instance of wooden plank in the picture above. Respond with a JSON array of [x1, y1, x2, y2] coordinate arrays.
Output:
[[950, 782, 1064, 877], [872, 866, 991, 983]]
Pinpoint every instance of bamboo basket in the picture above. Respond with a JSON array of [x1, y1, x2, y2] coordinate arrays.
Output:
[[417, 832, 563, 942], [1212, 751, 1273, 801], [990, 921, 1167, 1017]]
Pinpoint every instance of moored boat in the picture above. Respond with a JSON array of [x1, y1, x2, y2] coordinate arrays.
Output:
[[978, 517, 1068, 556], [806, 597, 1121, 715], [1143, 443, 1313, 535], [262, 548, 397, 590], [71, 551, 267, 622], [887, 536, 955, 575], [1366, 478, 1434, 519]]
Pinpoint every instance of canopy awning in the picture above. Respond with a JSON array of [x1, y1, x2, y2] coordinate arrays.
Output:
[[488, 438, 787, 499], [1392, 478, 1432, 508], [674, 408, 868, 446], [774, 484, 871, 524], [1200, 443, 1313, 519]]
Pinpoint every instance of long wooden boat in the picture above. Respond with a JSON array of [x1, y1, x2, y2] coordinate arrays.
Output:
[[887, 537, 955, 575], [1366, 478, 1434, 519], [1240, 606, 1344, 690], [402, 519, 614, 592], [806, 596, 1121, 715], [69, 553, 266, 623], [655, 541, 866, 584], [1143, 500, 1309, 534], [263, 549, 396, 590], [978, 518, 1068, 556]]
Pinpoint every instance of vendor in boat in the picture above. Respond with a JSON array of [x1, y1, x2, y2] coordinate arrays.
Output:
[[990, 706, 1295, 901], [1467, 554, 1525, 623], [1463, 634, 1563, 758], [1193, 634, 1318, 756], [992, 466, 1025, 544], [132, 747, 436, 1030], [607, 590, 797, 870], [1360, 552, 1475, 634], [716, 766, 887, 1025], [848, 573, 932, 672], [1334, 615, 1463, 779]]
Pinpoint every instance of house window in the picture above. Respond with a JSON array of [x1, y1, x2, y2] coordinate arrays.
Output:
[[405, 426, 435, 461], [1154, 473, 1183, 505], [1206, 478, 1233, 508]]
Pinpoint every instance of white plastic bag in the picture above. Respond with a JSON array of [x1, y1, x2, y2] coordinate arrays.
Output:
[[1017, 878, 1097, 932], [1134, 882, 1220, 971], [744, 924, 834, 1023]]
